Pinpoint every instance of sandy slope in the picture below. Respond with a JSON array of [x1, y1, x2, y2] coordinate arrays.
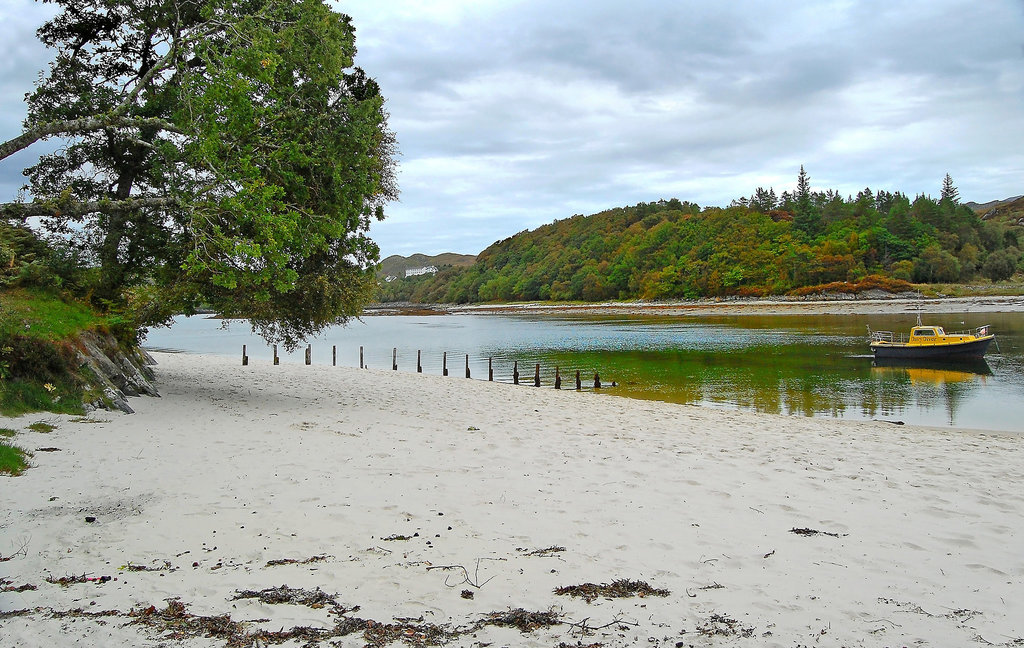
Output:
[[1, 352, 1022, 647]]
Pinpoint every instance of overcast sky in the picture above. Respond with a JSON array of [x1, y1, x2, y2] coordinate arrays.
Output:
[[2, 1, 1023, 258]]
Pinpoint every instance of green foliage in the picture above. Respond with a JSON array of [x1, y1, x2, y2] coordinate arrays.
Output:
[[981, 248, 1020, 282], [380, 171, 1022, 304], [0, 428, 16, 437], [6, 0, 398, 349], [0, 442, 30, 476], [28, 422, 57, 433]]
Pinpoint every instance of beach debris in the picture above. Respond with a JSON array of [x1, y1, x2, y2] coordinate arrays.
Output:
[[130, 599, 375, 646], [382, 533, 415, 541], [265, 554, 331, 567], [789, 527, 845, 538], [49, 607, 122, 619], [475, 606, 565, 630], [565, 613, 638, 638], [232, 585, 346, 611], [472, 607, 563, 633], [517, 545, 566, 556], [460, 589, 474, 599], [122, 560, 173, 572], [35, 447, 61, 452], [555, 579, 670, 604], [84, 516, 97, 523], [426, 557, 505, 589], [0, 541, 28, 562], [1, 582, 37, 592], [45, 573, 112, 587], [363, 618, 459, 647], [5, 597, 569, 646], [130, 600, 249, 644], [695, 613, 754, 638]]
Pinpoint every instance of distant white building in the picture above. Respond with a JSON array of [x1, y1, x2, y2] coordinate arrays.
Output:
[[405, 266, 438, 277]]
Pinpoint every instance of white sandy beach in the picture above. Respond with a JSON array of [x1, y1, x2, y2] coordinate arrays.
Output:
[[2, 351, 1023, 647]]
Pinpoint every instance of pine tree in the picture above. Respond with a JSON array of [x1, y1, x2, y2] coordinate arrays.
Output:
[[793, 165, 822, 236], [940, 174, 960, 204]]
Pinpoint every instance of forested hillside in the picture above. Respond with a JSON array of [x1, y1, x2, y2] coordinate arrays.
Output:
[[378, 172, 1023, 304]]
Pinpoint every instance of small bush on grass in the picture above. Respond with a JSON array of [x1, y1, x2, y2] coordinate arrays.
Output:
[[0, 442, 29, 476]]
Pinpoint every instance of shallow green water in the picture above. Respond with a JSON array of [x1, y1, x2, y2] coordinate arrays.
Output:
[[145, 311, 1024, 432]]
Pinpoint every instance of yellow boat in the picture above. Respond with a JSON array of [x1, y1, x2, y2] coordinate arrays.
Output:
[[869, 320, 994, 360]]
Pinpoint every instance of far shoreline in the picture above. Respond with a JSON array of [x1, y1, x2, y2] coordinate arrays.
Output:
[[366, 293, 1024, 317]]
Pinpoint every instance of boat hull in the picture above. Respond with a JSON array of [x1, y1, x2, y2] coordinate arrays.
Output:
[[870, 336, 993, 360]]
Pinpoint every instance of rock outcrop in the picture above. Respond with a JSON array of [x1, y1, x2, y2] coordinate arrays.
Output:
[[75, 332, 159, 414]]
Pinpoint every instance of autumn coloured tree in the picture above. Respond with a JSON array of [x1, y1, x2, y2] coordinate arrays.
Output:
[[379, 170, 1021, 304]]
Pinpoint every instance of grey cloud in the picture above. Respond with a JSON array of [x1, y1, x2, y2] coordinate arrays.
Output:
[[3, 0, 1022, 258]]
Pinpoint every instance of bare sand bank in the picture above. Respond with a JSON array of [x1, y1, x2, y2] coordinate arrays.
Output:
[[2, 352, 1022, 647]]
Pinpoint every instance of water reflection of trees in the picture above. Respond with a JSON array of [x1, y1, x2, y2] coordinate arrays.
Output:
[[559, 347, 991, 427]]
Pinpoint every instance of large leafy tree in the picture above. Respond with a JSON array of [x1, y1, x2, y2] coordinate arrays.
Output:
[[1, 0, 398, 348]]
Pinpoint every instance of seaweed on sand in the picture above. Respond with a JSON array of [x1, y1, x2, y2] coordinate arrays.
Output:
[[554, 579, 670, 603]]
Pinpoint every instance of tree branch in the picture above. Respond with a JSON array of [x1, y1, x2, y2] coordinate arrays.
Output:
[[1, 195, 179, 221], [0, 116, 184, 162]]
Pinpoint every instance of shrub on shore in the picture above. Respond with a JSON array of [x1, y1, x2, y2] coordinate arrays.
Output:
[[0, 442, 29, 476]]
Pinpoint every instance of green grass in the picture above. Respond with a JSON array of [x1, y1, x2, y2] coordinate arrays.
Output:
[[0, 442, 29, 476], [0, 427, 16, 437], [0, 379, 85, 417], [0, 287, 108, 341], [28, 422, 56, 433]]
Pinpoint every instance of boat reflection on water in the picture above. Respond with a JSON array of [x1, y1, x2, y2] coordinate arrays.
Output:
[[869, 357, 992, 426], [871, 357, 992, 385]]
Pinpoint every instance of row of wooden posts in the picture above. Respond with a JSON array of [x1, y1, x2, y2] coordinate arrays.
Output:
[[241, 344, 604, 389]]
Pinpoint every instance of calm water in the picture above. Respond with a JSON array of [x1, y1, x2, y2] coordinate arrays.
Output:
[[144, 311, 1024, 433]]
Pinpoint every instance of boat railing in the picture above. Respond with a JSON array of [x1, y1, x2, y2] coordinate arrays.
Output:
[[943, 325, 994, 338], [869, 330, 902, 344]]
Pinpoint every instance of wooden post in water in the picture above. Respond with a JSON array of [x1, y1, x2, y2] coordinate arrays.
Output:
[[465, 354, 471, 378], [242, 345, 248, 366], [534, 363, 540, 387], [392, 348, 397, 371], [575, 370, 581, 390], [594, 372, 601, 389], [443, 352, 448, 376], [273, 345, 280, 366], [513, 361, 519, 385], [359, 346, 364, 369], [305, 345, 311, 365], [488, 357, 493, 382], [554, 366, 561, 389], [332, 345, 337, 366], [417, 350, 422, 373]]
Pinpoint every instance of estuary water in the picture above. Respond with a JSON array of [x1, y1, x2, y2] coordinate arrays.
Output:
[[144, 311, 1024, 433]]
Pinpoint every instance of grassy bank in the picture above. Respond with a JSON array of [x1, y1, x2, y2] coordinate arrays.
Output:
[[0, 287, 113, 416]]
